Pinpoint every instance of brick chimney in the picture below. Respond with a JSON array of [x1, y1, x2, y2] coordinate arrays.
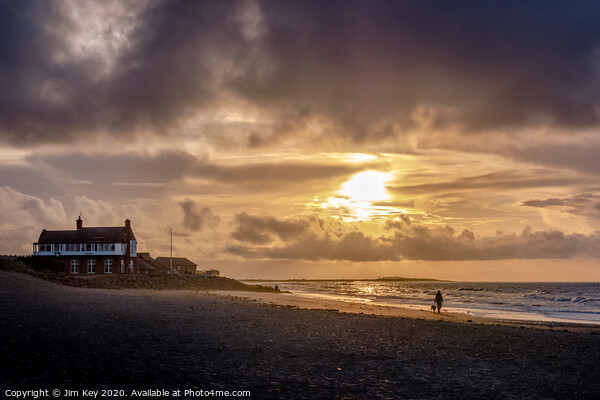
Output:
[[76, 216, 83, 230]]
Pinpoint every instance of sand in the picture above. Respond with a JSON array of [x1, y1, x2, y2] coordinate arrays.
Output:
[[1, 270, 599, 399], [212, 290, 599, 334]]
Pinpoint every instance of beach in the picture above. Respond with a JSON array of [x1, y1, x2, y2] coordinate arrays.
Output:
[[1, 271, 599, 399]]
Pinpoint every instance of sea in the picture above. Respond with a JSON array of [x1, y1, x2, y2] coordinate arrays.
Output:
[[249, 280, 600, 325]]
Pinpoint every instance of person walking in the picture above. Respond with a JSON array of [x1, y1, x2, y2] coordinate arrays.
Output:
[[434, 290, 443, 313]]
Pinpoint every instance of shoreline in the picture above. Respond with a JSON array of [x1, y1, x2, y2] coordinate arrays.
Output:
[[212, 290, 600, 334]]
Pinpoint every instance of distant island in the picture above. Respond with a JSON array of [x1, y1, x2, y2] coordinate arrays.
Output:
[[243, 276, 448, 282]]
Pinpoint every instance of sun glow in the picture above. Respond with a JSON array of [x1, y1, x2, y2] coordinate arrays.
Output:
[[347, 153, 377, 163], [340, 171, 391, 202], [304, 171, 397, 221]]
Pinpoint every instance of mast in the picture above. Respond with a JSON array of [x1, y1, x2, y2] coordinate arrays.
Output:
[[170, 228, 173, 274]]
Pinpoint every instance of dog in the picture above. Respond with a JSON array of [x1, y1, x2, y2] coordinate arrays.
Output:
[[431, 305, 437, 313]]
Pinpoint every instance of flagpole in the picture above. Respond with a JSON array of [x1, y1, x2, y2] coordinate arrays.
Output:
[[170, 228, 173, 274]]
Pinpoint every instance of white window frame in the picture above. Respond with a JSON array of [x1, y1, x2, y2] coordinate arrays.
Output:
[[104, 259, 113, 274], [87, 259, 95, 274], [128, 259, 134, 273], [70, 260, 79, 274]]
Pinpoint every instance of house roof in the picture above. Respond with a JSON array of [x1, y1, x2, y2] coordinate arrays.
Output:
[[37, 227, 136, 244], [154, 257, 197, 268], [137, 252, 157, 271]]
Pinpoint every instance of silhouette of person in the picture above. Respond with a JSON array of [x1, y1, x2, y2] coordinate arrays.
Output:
[[435, 290, 443, 313]]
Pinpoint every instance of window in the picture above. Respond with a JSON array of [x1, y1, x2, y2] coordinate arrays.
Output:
[[67, 244, 80, 252], [86, 243, 92, 252], [104, 259, 113, 274], [128, 259, 134, 273], [120, 260, 125, 274], [87, 259, 95, 274], [70, 260, 79, 274]]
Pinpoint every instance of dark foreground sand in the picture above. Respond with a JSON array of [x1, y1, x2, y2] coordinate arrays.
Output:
[[1, 271, 599, 399]]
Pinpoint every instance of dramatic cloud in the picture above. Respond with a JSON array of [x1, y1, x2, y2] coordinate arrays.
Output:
[[3, 1, 600, 147], [503, 141, 600, 175], [386, 224, 600, 261], [27, 150, 363, 193], [0, 0, 237, 145], [0, 186, 67, 253], [391, 170, 584, 195], [230, 0, 600, 140], [193, 161, 363, 184], [231, 213, 317, 245], [29, 151, 198, 184], [228, 230, 397, 262], [180, 199, 219, 231], [522, 192, 600, 219], [228, 213, 600, 261]]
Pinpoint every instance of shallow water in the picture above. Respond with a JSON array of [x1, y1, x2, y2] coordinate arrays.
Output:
[[248, 280, 600, 325]]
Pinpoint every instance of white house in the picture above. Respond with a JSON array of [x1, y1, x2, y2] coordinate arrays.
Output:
[[33, 217, 137, 274]]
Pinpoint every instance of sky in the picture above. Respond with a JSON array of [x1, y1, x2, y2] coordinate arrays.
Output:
[[1, 0, 600, 281]]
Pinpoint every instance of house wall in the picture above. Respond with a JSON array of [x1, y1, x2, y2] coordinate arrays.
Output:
[[58, 255, 137, 275]]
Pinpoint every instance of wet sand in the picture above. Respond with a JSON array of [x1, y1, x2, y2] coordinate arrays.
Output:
[[1, 271, 599, 399], [213, 290, 600, 334]]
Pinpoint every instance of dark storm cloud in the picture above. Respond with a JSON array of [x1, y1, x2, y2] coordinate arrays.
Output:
[[193, 161, 362, 183], [227, 213, 600, 261], [0, 0, 244, 145], [2, 1, 600, 146], [29, 151, 198, 184], [228, 230, 398, 262], [503, 142, 600, 175], [522, 192, 600, 219], [387, 225, 600, 261], [231, 212, 315, 244], [180, 199, 219, 231], [27, 149, 363, 190], [232, 0, 600, 138]]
